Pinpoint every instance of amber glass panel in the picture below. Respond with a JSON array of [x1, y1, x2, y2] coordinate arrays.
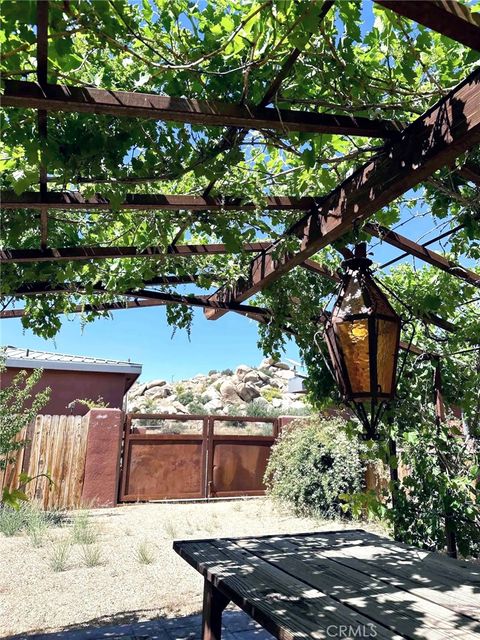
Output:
[[338, 273, 369, 316], [336, 319, 370, 395], [376, 318, 399, 396]]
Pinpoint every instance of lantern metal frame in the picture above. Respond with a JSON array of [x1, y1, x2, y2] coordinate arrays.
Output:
[[323, 244, 402, 439]]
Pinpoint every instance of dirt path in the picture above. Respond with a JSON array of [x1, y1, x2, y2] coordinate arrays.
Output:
[[0, 499, 379, 636]]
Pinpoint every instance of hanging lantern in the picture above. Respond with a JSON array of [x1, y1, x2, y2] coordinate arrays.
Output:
[[324, 243, 401, 439]]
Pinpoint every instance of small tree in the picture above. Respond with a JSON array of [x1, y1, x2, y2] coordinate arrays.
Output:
[[0, 365, 51, 506]]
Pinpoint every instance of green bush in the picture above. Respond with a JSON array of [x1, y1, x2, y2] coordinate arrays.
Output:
[[261, 387, 283, 402], [265, 416, 364, 518], [187, 394, 210, 414], [177, 390, 195, 406]]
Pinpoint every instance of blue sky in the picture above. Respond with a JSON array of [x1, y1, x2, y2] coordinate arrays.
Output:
[[1, 305, 300, 382]]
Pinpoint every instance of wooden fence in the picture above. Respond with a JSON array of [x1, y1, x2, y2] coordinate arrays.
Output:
[[0, 414, 89, 510]]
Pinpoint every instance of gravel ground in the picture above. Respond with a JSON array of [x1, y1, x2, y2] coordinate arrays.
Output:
[[0, 498, 379, 637]]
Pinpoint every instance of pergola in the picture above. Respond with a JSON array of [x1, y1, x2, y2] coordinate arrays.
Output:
[[1, 0, 480, 352]]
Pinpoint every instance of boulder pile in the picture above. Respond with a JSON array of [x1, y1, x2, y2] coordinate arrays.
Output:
[[127, 359, 308, 416]]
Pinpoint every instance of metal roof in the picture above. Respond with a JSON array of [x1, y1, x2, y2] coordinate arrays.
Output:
[[2, 345, 142, 376]]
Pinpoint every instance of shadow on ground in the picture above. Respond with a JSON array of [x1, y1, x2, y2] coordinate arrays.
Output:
[[8, 609, 273, 640]]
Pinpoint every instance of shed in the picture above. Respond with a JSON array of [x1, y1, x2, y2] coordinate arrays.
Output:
[[1, 346, 142, 415]]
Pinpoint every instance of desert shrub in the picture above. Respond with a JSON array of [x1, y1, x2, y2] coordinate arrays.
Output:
[[177, 390, 195, 406], [71, 510, 97, 544], [261, 387, 283, 402], [220, 368, 233, 376], [265, 416, 364, 518], [243, 401, 311, 419], [208, 370, 218, 376], [163, 521, 177, 538], [26, 504, 51, 547], [187, 394, 211, 414], [0, 502, 62, 538], [135, 540, 155, 564], [81, 543, 104, 567], [49, 538, 71, 572], [0, 504, 26, 536]]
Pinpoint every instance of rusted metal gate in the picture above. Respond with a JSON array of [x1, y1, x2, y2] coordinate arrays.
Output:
[[118, 413, 279, 502]]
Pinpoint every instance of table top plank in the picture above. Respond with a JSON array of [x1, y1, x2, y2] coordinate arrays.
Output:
[[280, 531, 480, 621], [174, 538, 405, 640], [174, 530, 480, 640], [234, 536, 480, 639], [286, 531, 480, 585]]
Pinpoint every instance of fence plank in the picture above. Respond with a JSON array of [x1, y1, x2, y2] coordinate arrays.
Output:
[[3, 414, 90, 510]]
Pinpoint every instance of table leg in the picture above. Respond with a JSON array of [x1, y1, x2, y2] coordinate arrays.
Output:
[[202, 579, 230, 640]]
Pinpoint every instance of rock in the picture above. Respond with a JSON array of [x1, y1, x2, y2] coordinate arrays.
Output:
[[272, 361, 290, 370], [146, 402, 177, 414], [129, 358, 309, 418], [219, 380, 242, 403], [243, 371, 261, 384], [273, 369, 295, 380], [205, 399, 223, 413], [256, 371, 271, 384], [129, 383, 147, 397], [267, 377, 282, 388], [145, 385, 173, 400], [146, 379, 167, 390], [260, 357, 276, 367], [236, 382, 260, 403], [203, 386, 221, 402], [235, 365, 252, 379], [286, 400, 306, 411]]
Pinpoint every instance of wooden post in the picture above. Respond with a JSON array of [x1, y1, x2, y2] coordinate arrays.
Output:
[[202, 579, 230, 640], [433, 360, 458, 559]]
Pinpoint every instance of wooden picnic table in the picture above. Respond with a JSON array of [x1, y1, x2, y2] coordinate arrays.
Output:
[[173, 529, 480, 640]]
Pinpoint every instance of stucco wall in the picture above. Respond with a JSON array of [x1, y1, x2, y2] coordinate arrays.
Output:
[[0, 367, 129, 416]]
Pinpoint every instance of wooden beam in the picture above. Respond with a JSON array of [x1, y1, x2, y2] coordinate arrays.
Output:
[[1, 80, 404, 138], [7, 275, 201, 296], [205, 67, 480, 319], [0, 283, 449, 351], [365, 223, 480, 288], [301, 258, 340, 282], [0, 242, 271, 264], [1, 284, 272, 319], [0, 191, 315, 211], [374, 1, 480, 52], [0, 298, 169, 319], [457, 161, 480, 187]]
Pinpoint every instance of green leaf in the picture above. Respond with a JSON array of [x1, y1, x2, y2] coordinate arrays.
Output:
[[142, 0, 153, 22]]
